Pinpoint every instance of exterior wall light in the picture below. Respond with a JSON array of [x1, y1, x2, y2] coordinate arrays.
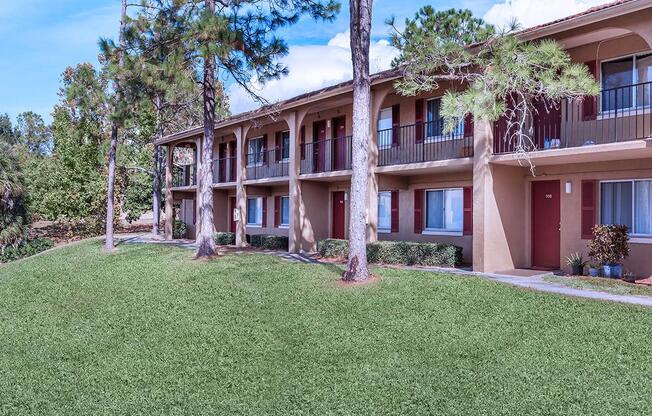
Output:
[[565, 181, 572, 194]]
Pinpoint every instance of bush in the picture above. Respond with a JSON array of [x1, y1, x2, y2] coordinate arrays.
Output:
[[318, 239, 463, 267], [0, 237, 54, 263], [214, 232, 236, 245], [249, 234, 288, 250], [588, 224, 630, 265], [173, 220, 187, 239]]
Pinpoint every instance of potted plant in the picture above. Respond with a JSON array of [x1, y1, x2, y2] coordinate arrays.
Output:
[[565, 252, 587, 276], [588, 263, 600, 277], [587, 224, 630, 279]]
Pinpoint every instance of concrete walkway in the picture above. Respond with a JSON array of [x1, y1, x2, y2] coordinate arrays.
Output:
[[120, 234, 652, 308]]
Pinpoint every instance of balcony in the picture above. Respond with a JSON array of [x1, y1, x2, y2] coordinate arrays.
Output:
[[494, 81, 652, 154], [246, 148, 288, 180], [172, 164, 196, 188], [300, 136, 352, 174], [212, 156, 236, 184], [377, 121, 473, 167]]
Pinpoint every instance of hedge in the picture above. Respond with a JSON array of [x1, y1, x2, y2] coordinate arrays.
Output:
[[318, 238, 462, 267], [0, 237, 55, 263], [214, 232, 236, 245], [249, 234, 289, 250]]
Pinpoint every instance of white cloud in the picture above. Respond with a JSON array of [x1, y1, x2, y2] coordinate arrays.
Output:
[[227, 30, 399, 114], [483, 0, 613, 29]]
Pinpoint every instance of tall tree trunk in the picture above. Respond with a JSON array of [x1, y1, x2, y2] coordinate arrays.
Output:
[[104, 0, 127, 251], [343, 0, 372, 281], [152, 95, 163, 236], [196, 0, 217, 258]]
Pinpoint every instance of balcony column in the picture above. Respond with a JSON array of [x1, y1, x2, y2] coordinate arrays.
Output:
[[194, 136, 202, 240], [367, 86, 392, 243], [285, 109, 308, 253], [164, 143, 175, 240], [234, 124, 251, 247]]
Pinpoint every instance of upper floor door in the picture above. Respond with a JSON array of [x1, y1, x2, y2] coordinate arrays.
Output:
[[331, 116, 346, 170], [313, 120, 327, 172]]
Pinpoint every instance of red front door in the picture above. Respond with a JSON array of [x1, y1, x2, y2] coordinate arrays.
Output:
[[332, 116, 346, 170], [532, 180, 561, 269], [229, 197, 236, 233], [332, 191, 346, 239], [313, 120, 326, 172]]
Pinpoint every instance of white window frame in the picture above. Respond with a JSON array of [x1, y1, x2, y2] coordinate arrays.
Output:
[[377, 107, 393, 150], [247, 136, 264, 167], [279, 195, 290, 228], [423, 187, 464, 236], [599, 178, 652, 241], [378, 191, 392, 234], [425, 97, 464, 143], [281, 131, 290, 161], [246, 197, 263, 227], [599, 51, 652, 115]]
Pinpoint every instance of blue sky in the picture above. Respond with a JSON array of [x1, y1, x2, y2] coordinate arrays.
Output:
[[0, 0, 610, 123]]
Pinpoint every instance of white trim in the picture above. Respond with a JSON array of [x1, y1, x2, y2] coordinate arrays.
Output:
[[598, 178, 652, 238], [246, 225, 262, 228], [630, 237, 652, 244], [246, 136, 265, 167], [422, 230, 463, 237], [279, 195, 290, 227], [423, 187, 465, 234], [599, 51, 652, 113], [378, 229, 392, 234]]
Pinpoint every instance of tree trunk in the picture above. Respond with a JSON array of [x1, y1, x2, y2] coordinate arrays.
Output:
[[343, 0, 372, 281], [195, 0, 217, 258], [152, 96, 163, 236], [104, 0, 127, 251]]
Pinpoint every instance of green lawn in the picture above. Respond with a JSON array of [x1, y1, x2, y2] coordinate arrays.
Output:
[[545, 275, 652, 298], [1, 241, 651, 415]]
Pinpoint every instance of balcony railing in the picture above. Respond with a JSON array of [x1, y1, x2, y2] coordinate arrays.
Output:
[[212, 157, 236, 184], [300, 136, 352, 174], [377, 120, 473, 167], [172, 164, 196, 187], [494, 81, 652, 154], [246, 148, 288, 180]]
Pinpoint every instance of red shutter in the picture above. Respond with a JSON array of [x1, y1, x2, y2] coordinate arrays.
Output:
[[262, 134, 268, 163], [392, 104, 400, 146], [582, 61, 598, 121], [275, 132, 281, 162], [415, 99, 424, 144], [274, 195, 280, 227], [391, 191, 399, 233], [414, 189, 423, 234], [300, 125, 306, 160], [463, 187, 473, 235], [581, 180, 597, 239], [463, 114, 474, 138], [261, 196, 267, 227]]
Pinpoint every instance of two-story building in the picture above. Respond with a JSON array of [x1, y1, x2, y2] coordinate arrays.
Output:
[[157, 0, 652, 278]]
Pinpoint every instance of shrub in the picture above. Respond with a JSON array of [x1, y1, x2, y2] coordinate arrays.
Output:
[[173, 220, 187, 239], [214, 232, 236, 245], [318, 238, 349, 259], [318, 239, 463, 267], [588, 224, 630, 265], [0, 237, 54, 263], [249, 234, 289, 250]]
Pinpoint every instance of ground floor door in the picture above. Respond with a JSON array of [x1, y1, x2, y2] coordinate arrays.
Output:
[[332, 191, 345, 239], [532, 180, 561, 269], [229, 197, 236, 233]]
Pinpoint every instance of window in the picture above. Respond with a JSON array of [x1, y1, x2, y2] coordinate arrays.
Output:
[[601, 180, 652, 236], [377, 108, 393, 149], [426, 98, 463, 140], [281, 131, 290, 160], [247, 137, 264, 166], [247, 197, 263, 226], [378, 191, 392, 232], [601, 53, 652, 112], [425, 188, 463, 233], [280, 196, 290, 226]]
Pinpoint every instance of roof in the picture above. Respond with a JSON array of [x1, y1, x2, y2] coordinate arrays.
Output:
[[158, 0, 649, 145]]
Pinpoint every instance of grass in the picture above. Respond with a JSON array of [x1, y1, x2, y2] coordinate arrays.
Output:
[[1, 241, 651, 415], [545, 275, 652, 298]]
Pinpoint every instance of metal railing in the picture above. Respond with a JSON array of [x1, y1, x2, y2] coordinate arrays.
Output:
[[172, 164, 196, 187], [377, 120, 473, 167], [494, 81, 652, 154], [212, 157, 236, 183], [300, 136, 352, 174], [245, 148, 288, 180]]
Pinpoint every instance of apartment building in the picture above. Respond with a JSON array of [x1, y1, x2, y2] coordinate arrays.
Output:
[[157, 0, 652, 278]]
